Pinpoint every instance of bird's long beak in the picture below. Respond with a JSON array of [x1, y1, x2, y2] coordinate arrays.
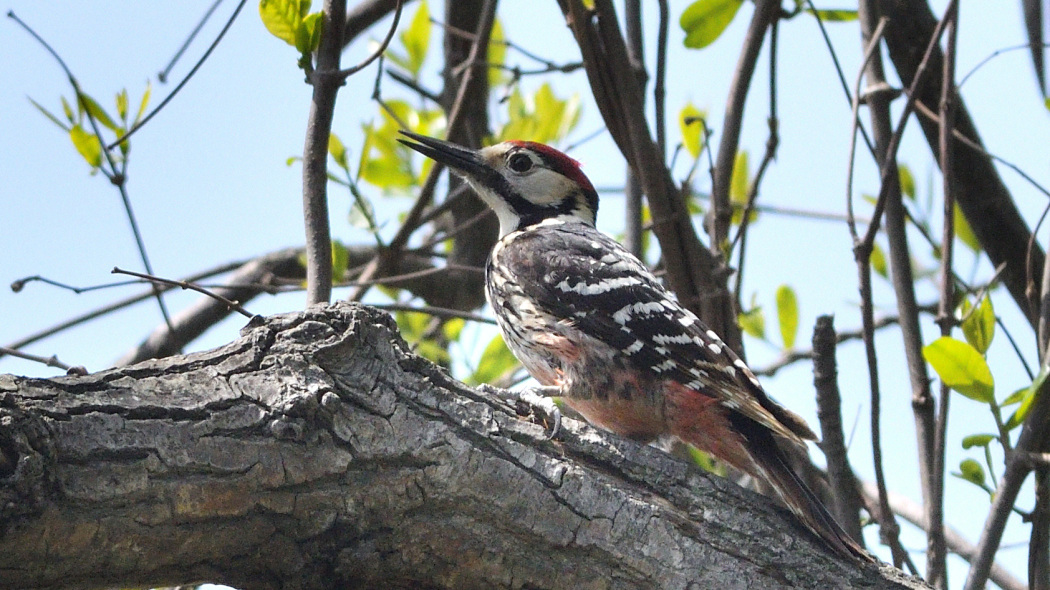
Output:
[[397, 130, 487, 178]]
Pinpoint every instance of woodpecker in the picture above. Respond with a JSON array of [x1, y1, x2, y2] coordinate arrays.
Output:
[[398, 130, 870, 562]]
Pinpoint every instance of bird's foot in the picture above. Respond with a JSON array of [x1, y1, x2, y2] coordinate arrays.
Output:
[[478, 384, 561, 439]]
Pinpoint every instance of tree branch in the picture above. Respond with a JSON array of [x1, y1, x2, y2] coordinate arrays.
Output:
[[301, 0, 349, 305], [0, 303, 927, 589], [557, 0, 736, 351], [709, 0, 778, 256], [858, 482, 1027, 590], [812, 315, 866, 545], [876, 0, 1044, 328]]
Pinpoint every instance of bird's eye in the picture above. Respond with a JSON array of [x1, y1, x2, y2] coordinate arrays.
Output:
[[508, 152, 534, 173]]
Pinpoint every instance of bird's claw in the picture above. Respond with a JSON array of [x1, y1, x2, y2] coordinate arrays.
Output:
[[478, 384, 561, 439]]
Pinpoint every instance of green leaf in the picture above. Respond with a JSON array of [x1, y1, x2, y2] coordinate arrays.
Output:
[[680, 0, 744, 49], [1005, 364, 1048, 430], [806, 9, 858, 21], [361, 153, 414, 189], [776, 284, 799, 349], [535, 84, 580, 144], [135, 82, 152, 125], [468, 335, 519, 386], [28, 97, 71, 131], [60, 96, 75, 123], [738, 304, 765, 340], [348, 195, 376, 230], [961, 434, 996, 449], [496, 84, 580, 144], [730, 151, 754, 224], [961, 295, 995, 355], [1002, 386, 1029, 406], [329, 132, 349, 171], [898, 164, 915, 200], [954, 204, 980, 252], [443, 318, 465, 342], [400, 0, 430, 76], [679, 102, 705, 159], [331, 240, 349, 279], [414, 339, 451, 365], [955, 458, 986, 486], [870, 242, 888, 278], [116, 89, 129, 121], [69, 124, 102, 168], [296, 11, 323, 54], [922, 336, 995, 403], [1045, 97, 1050, 112], [686, 445, 726, 476], [79, 93, 119, 132], [488, 19, 507, 87], [259, 0, 308, 46], [730, 150, 749, 202]]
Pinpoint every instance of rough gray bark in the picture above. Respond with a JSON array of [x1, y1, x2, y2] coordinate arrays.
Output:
[[0, 303, 925, 590]]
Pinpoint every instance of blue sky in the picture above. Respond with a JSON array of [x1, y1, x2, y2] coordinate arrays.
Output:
[[2, 1, 1048, 585]]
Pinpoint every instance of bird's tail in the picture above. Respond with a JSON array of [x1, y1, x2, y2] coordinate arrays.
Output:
[[754, 434, 872, 562]]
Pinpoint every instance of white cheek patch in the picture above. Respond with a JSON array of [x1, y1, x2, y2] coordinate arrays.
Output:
[[523, 171, 578, 207]]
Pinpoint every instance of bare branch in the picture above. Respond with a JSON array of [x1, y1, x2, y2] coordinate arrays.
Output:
[[856, 4, 917, 570], [812, 316, 866, 545], [928, 5, 960, 585], [858, 481, 1027, 590], [0, 346, 74, 373], [877, 0, 1044, 328], [965, 351, 1050, 589], [8, 11, 177, 334], [337, 0, 403, 78], [558, 0, 733, 352], [343, 0, 414, 46], [111, 267, 256, 320], [709, 0, 779, 256], [301, 0, 350, 305], [106, 0, 250, 149]]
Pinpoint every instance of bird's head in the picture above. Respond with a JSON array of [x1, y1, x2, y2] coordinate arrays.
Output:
[[398, 131, 598, 237]]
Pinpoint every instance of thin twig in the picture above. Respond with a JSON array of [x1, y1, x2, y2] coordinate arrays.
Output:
[[845, 17, 889, 242], [1, 261, 245, 359], [858, 481, 1027, 590], [10, 276, 140, 295], [927, 6, 959, 586], [654, 0, 668, 156], [731, 17, 780, 304], [386, 68, 442, 103], [855, 3, 911, 570], [106, 0, 249, 149], [0, 346, 74, 372], [369, 303, 494, 324], [112, 267, 255, 319], [754, 314, 902, 377], [709, 0, 779, 257], [959, 41, 1050, 89], [8, 11, 177, 335], [910, 99, 1050, 201], [158, 0, 224, 82], [337, 0, 403, 78], [806, 1, 876, 159]]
